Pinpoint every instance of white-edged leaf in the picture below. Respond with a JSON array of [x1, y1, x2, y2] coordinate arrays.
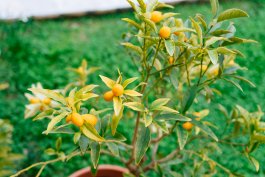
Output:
[[113, 97, 123, 116], [165, 39, 175, 56], [46, 112, 68, 134], [207, 49, 219, 65], [122, 77, 138, 88], [176, 125, 188, 150], [80, 123, 105, 142], [135, 126, 151, 164], [150, 98, 170, 110], [192, 120, 218, 141], [99, 75, 116, 88], [124, 102, 144, 112], [121, 42, 143, 54], [124, 90, 142, 97]]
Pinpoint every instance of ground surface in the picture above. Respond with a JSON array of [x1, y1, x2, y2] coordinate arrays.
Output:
[[0, 0, 265, 176]]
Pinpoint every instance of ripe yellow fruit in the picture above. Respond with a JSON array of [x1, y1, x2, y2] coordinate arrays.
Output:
[[150, 11, 162, 23], [182, 122, 193, 131], [104, 91, 114, 102], [112, 84, 124, 97], [174, 31, 180, 36], [71, 112, 84, 127], [82, 114, 98, 126], [168, 56, 174, 65], [159, 26, 171, 39], [212, 68, 219, 77], [66, 114, 72, 123], [42, 98, 51, 105], [30, 98, 40, 104]]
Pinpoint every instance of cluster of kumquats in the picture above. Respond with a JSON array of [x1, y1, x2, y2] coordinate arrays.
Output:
[[12, 0, 265, 177]]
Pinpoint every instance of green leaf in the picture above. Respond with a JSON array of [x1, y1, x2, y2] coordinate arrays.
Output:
[[229, 75, 255, 88], [80, 123, 105, 142], [207, 49, 219, 65], [155, 114, 191, 122], [143, 18, 157, 32], [249, 156, 260, 172], [171, 27, 195, 33], [196, 14, 207, 31], [79, 135, 90, 155], [164, 40, 175, 56], [192, 120, 218, 141], [105, 132, 127, 142], [150, 98, 170, 110], [122, 18, 143, 30], [46, 112, 68, 134], [144, 113, 153, 127], [45, 148, 56, 156], [121, 42, 143, 54], [190, 18, 202, 45], [122, 77, 138, 88], [56, 137, 62, 151], [74, 132, 81, 144], [210, 0, 219, 16], [107, 143, 119, 156], [222, 78, 243, 93], [124, 102, 144, 112], [33, 109, 53, 121], [210, 30, 231, 36], [76, 85, 98, 96], [205, 37, 226, 47], [217, 8, 249, 22], [222, 37, 257, 46], [153, 120, 169, 133], [111, 107, 124, 135], [181, 86, 197, 114], [29, 88, 66, 105], [90, 141, 101, 168], [135, 126, 151, 164], [176, 125, 188, 150], [216, 47, 236, 54]]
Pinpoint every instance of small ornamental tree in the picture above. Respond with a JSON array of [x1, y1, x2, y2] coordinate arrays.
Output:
[[12, 0, 265, 176]]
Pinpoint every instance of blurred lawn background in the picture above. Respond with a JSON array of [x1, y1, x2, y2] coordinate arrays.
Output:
[[0, 0, 265, 176]]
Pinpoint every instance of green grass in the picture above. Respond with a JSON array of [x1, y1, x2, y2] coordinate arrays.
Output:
[[0, 0, 265, 176]]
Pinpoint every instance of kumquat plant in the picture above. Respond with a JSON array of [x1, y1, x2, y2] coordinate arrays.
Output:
[[11, 0, 265, 176]]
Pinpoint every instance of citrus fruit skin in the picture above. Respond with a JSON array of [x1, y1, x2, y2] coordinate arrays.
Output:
[[72, 113, 84, 127], [182, 122, 193, 131], [174, 31, 180, 36], [168, 56, 174, 64], [66, 114, 72, 123], [150, 11, 162, 23], [82, 114, 98, 126], [30, 98, 40, 104], [112, 84, 124, 97], [42, 98, 51, 105], [104, 91, 114, 101], [159, 26, 171, 39]]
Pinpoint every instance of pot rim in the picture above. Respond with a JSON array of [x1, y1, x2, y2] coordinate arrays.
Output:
[[69, 164, 129, 177]]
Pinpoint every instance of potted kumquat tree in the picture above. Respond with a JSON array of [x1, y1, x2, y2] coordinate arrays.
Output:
[[12, 0, 265, 176]]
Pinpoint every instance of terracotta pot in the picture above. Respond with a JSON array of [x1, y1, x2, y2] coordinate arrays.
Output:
[[69, 165, 129, 177]]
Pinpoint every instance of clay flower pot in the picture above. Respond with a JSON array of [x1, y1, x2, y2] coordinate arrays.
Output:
[[69, 165, 129, 177]]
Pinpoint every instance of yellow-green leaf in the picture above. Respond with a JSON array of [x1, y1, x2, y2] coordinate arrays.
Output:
[[99, 75, 116, 88], [217, 8, 249, 22], [46, 112, 68, 134], [123, 90, 142, 97], [124, 102, 144, 112], [122, 77, 138, 88], [80, 123, 105, 142]]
